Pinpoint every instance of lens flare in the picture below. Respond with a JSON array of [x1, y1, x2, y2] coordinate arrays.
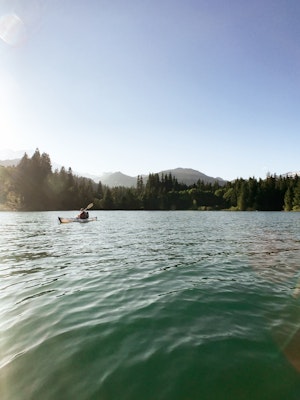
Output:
[[0, 13, 27, 46]]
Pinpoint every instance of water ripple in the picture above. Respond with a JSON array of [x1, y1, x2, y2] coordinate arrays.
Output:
[[1, 211, 300, 399]]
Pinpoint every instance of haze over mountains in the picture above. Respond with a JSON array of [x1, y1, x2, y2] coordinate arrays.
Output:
[[0, 159, 20, 167], [98, 168, 226, 187], [1, 157, 299, 188], [0, 158, 225, 187]]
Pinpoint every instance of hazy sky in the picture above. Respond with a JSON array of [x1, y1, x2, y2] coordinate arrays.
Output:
[[0, 0, 299, 180]]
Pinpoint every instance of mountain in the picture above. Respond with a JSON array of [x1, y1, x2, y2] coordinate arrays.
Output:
[[282, 171, 300, 178], [97, 168, 226, 188], [0, 159, 20, 167], [1, 154, 298, 186], [0, 158, 227, 187], [99, 172, 137, 187], [158, 168, 226, 186]]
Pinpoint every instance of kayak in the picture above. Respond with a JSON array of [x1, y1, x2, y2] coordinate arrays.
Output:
[[58, 217, 97, 224]]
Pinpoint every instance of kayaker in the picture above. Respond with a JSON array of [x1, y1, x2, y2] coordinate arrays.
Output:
[[78, 208, 89, 219]]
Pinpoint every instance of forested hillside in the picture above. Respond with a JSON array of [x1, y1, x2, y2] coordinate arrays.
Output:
[[0, 149, 300, 211]]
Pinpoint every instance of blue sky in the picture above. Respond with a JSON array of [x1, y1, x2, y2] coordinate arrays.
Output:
[[0, 0, 299, 180]]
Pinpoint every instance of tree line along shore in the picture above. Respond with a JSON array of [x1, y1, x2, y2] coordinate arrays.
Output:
[[0, 149, 299, 212]]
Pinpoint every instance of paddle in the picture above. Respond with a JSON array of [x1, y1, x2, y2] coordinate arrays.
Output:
[[84, 203, 93, 211]]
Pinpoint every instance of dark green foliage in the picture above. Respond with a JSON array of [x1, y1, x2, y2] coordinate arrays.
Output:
[[0, 150, 299, 211], [293, 180, 300, 211], [284, 187, 293, 211], [0, 150, 99, 211], [12, 149, 52, 210]]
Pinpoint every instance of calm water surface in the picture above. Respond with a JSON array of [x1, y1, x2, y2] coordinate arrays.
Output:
[[1, 211, 300, 399]]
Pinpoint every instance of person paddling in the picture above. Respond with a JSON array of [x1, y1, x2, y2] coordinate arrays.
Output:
[[77, 203, 93, 219], [78, 208, 89, 219]]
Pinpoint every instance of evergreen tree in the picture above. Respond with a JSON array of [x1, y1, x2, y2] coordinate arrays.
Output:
[[136, 175, 144, 193], [1, 149, 300, 212], [102, 188, 114, 209], [293, 181, 300, 211], [97, 181, 104, 199], [237, 180, 248, 211], [284, 187, 293, 211], [14, 149, 52, 210]]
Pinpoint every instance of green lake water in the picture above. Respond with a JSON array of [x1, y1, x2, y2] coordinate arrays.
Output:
[[1, 211, 300, 399]]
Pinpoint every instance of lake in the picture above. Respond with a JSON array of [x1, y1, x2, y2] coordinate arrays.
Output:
[[1, 211, 300, 399]]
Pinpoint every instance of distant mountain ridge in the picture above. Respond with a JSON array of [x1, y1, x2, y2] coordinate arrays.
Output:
[[99, 171, 137, 187], [282, 171, 300, 178], [1, 158, 299, 188], [0, 158, 225, 187], [98, 168, 226, 187], [158, 168, 226, 186], [0, 159, 20, 167]]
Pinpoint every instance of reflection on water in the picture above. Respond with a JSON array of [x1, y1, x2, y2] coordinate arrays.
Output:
[[249, 231, 300, 283], [244, 217, 300, 375]]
